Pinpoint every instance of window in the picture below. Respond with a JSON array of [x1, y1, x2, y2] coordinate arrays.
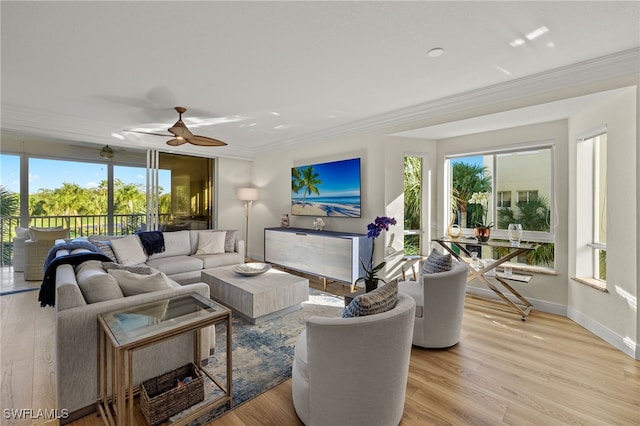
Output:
[[447, 145, 554, 269], [497, 191, 511, 208], [28, 158, 108, 235], [576, 131, 607, 285], [517, 190, 538, 204], [0, 154, 20, 266], [592, 134, 607, 281], [403, 155, 423, 255]]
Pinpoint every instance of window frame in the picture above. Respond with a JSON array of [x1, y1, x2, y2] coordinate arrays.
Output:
[[403, 154, 425, 256], [573, 125, 607, 289], [445, 141, 556, 244]]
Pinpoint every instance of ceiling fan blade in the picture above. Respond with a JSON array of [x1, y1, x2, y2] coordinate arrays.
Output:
[[168, 121, 194, 139], [166, 138, 188, 146], [124, 130, 173, 137], [186, 135, 228, 146]]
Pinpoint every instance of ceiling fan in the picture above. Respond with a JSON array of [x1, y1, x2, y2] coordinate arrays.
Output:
[[125, 107, 227, 147]]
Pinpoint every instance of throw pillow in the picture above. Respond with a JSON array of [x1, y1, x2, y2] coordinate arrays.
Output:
[[343, 279, 398, 318], [29, 227, 70, 241], [422, 248, 452, 274], [220, 229, 238, 252], [196, 231, 226, 255], [93, 240, 118, 263], [110, 235, 147, 266], [102, 262, 152, 275], [108, 269, 172, 296], [76, 261, 124, 303]]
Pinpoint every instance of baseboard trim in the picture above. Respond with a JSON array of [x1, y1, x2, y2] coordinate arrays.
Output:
[[465, 287, 639, 360], [465, 287, 567, 316], [567, 307, 639, 360]]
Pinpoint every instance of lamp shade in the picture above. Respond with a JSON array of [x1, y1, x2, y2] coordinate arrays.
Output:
[[237, 187, 259, 201]]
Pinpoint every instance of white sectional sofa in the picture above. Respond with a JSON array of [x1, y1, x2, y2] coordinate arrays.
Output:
[[51, 249, 215, 423], [89, 229, 245, 284], [48, 229, 243, 423]]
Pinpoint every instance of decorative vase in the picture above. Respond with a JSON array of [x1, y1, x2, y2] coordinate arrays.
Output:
[[474, 226, 491, 243], [447, 224, 461, 239], [507, 223, 523, 246], [364, 279, 378, 293]]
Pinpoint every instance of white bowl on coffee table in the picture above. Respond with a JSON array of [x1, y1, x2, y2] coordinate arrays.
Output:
[[232, 262, 272, 276]]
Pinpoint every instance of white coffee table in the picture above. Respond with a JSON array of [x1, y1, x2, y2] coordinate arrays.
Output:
[[201, 265, 309, 323]]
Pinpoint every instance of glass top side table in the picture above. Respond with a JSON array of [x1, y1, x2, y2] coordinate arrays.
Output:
[[97, 292, 232, 426], [433, 237, 538, 321]]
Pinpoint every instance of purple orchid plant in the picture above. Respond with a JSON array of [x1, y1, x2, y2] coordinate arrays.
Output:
[[356, 216, 397, 286]]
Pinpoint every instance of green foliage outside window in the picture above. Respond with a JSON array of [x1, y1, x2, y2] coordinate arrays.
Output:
[[1, 185, 19, 265], [404, 157, 422, 255]]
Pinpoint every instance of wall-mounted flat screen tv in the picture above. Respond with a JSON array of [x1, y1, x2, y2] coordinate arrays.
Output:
[[291, 157, 361, 217]]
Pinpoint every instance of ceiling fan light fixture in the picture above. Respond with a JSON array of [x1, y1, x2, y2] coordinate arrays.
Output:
[[100, 145, 114, 159], [123, 106, 227, 147]]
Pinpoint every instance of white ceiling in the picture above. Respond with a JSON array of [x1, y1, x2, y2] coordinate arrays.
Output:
[[2, 1, 639, 160]]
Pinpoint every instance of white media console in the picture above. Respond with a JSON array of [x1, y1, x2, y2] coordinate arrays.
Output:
[[264, 227, 373, 288]]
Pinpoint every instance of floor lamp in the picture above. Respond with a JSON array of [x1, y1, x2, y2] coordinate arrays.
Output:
[[237, 187, 259, 260]]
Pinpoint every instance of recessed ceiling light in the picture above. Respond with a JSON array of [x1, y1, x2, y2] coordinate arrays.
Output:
[[510, 38, 526, 48], [427, 47, 444, 58]]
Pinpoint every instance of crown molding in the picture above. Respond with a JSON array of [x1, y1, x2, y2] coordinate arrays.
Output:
[[260, 48, 640, 151], [1, 106, 257, 160], [3, 48, 638, 159]]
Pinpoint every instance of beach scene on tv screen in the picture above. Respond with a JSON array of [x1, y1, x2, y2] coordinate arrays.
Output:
[[291, 158, 361, 217]]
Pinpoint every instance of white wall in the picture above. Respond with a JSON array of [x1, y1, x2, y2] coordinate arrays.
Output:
[[251, 134, 381, 261], [216, 157, 253, 254], [568, 86, 638, 358]]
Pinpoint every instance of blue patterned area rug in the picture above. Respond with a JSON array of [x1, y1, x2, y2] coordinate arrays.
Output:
[[175, 289, 344, 425]]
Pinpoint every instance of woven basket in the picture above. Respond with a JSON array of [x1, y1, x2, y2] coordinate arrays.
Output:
[[140, 363, 204, 426]]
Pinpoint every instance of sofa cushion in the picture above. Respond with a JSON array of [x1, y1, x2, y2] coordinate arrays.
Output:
[[76, 261, 124, 304], [93, 240, 118, 263], [189, 229, 238, 255], [146, 255, 204, 276], [108, 269, 172, 296], [30, 227, 69, 241], [102, 262, 152, 275], [147, 230, 191, 260], [422, 248, 452, 274], [110, 235, 147, 266], [221, 230, 238, 252], [343, 280, 398, 318], [196, 252, 243, 269], [56, 264, 88, 310], [196, 231, 226, 255]]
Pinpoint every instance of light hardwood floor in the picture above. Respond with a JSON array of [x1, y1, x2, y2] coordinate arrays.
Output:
[[1, 267, 639, 425]]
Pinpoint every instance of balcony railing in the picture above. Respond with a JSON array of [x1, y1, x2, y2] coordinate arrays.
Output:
[[0, 214, 171, 267]]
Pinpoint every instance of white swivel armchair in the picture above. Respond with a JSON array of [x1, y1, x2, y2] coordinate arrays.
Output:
[[399, 260, 468, 348], [291, 292, 416, 426]]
